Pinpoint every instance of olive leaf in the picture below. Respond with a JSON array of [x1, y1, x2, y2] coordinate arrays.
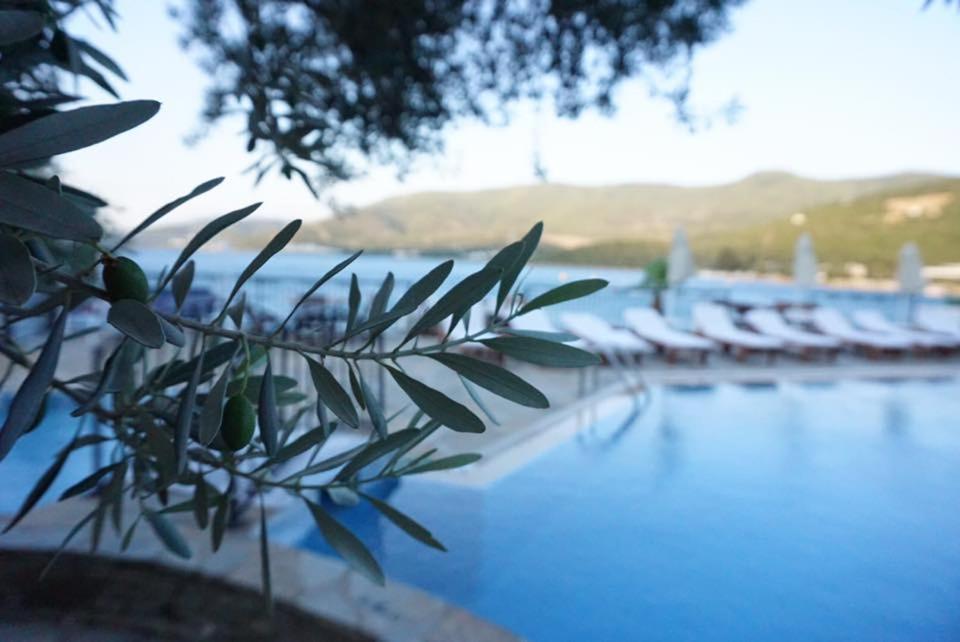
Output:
[[0, 100, 160, 167], [480, 336, 600, 367], [402, 453, 482, 475], [0, 172, 103, 243], [144, 511, 192, 559], [519, 279, 609, 314], [403, 266, 501, 343], [0, 10, 45, 46], [305, 501, 384, 585], [158, 203, 262, 293], [305, 355, 359, 428], [198, 349, 237, 446], [386, 366, 485, 433], [220, 219, 302, 315], [0, 305, 67, 462], [0, 233, 37, 305], [428, 353, 549, 408], [275, 250, 362, 334], [258, 356, 279, 456], [361, 492, 446, 551], [111, 177, 224, 252], [174, 346, 204, 474], [498, 221, 543, 309], [171, 259, 195, 310], [107, 299, 165, 348]]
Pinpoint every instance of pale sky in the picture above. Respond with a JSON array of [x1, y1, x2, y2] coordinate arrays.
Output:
[[60, 0, 960, 229]]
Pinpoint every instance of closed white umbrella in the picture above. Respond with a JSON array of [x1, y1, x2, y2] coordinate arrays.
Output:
[[897, 242, 925, 294], [898, 242, 925, 322], [793, 233, 818, 288], [667, 228, 696, 287]]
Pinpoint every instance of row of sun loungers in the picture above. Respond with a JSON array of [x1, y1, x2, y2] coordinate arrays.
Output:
[[498, 304, 960, 364]]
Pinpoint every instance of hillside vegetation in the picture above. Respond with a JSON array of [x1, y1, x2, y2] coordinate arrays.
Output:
[[138, 172, 960, 278], [305, 171, 943, 250]]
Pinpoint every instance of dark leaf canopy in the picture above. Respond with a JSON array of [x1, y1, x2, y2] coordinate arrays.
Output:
[[178, 0, 742, 189]]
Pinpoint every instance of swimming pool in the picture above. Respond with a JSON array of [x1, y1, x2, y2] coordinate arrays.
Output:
[[5, 379, 959, 640], [291, 379, 960, 641]]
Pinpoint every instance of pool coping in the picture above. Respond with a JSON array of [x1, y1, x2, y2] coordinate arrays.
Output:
[[0, 498, 521, 642]]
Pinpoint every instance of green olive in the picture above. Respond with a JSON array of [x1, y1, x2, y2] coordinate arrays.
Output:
[[102, 256, 149, 303], [220, 395, 256, 451]]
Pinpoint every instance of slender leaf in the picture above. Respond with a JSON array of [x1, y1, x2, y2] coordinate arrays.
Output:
[[157, 316, 185, 347], [70, 340, 130, 417], [107, 299, 165, 348], [0, 172, 102, 242], [59, 463, 120, 500], [270, 425, 329, 466], [259, 496, 273, 616], [212, 492, 230, 552], [305, 501, 384, 585], [305, 356, 359, 428], [346, 273, 361, 333], [347, 365, 366, 410], [429, 353, 549, 408], [171, 259, 194, 310], [480, 336, 600, 367], [144, 511, 192, 559], [0, 10, 44, 45], [0, 233, 36, 305], [275, 251, 362, 333], [0, 100, 160, 167], [198, 348, 238, 445], [2, 434, 76, 532], [520, 279, 608, 314], [74, 38, 127, 80], [361, 492, 445, 551], [402, 453, 482, 475], [221, 219, 301, 314], [368, 272, 394, 320], [386, 366, 485, 433], [194, 479, 209, 530], [258, 356, 279, 456], [112, 177, 224, 251], [404, 267, 501, 342], [226, 292, 245, 328], [158, 203, 262, 293], [460, 376, 500, 426], [335, 428, 419, 481], [501, 327, 579, 343], [0, 305, 66, 461], [498, 222, 543, 309], [174, 346, 204, 473], [160, 339, 239, 387], [358, 372, 387, 438], [384, 419, 441, 473]]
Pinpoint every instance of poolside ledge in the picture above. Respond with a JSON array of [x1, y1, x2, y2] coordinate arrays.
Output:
[[0, 498, 519, 642]]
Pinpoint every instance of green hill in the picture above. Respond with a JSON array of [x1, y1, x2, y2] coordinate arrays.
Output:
[[305, 171, 944, 251]]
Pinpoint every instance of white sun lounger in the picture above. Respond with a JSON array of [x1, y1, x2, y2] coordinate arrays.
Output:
[[914, 307, 960, 341], [744, 308, 841, 358], [692, 303, 783, 360], [852, 310, 960, 350], [810, 308, 912, 356], [558, 312, 654, 363], [623, 307, 715, 363]]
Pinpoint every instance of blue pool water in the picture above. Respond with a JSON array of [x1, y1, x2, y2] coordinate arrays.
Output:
[[5, 380, 960, 640], [294, 379, 960, 641]]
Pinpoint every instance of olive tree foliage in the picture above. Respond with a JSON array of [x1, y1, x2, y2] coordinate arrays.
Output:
[[176, 0, 745, 192], [0, 3, 606, 604]]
